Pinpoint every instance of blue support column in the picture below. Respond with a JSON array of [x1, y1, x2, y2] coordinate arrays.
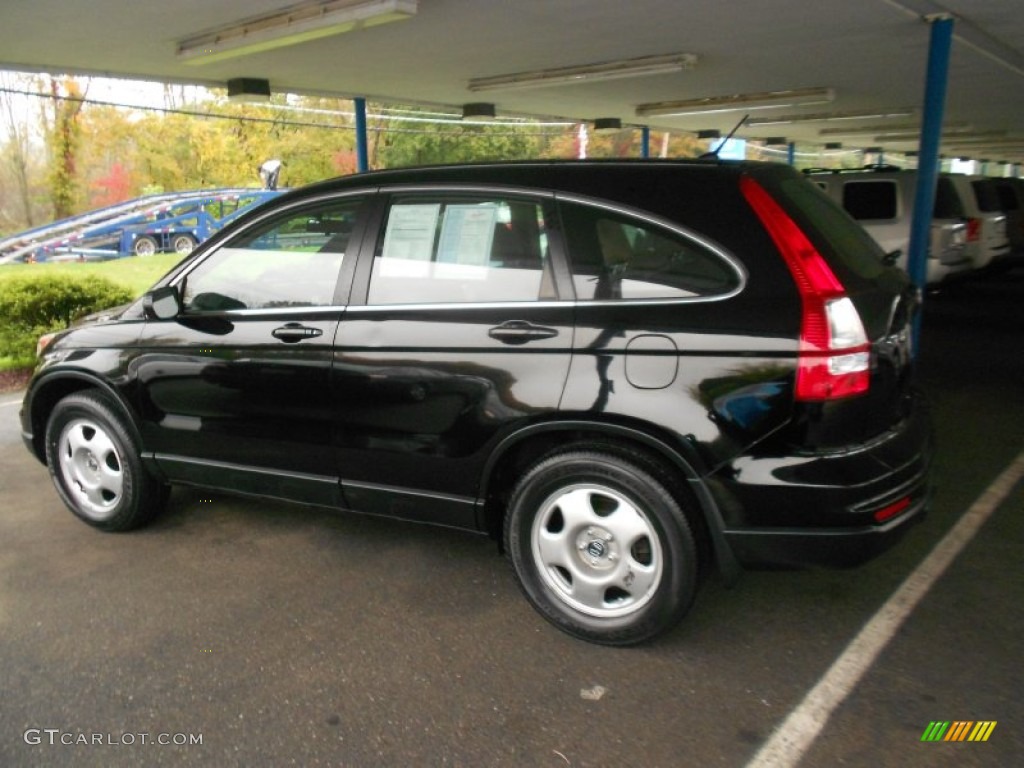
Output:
[[787, 142, 796, 166], [641, 126, 650, 158], [354, 97, 369, 173], [907, 15, 953, 352]]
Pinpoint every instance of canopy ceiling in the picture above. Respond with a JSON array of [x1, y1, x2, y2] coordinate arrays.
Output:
[[2, 0, 1022, 163]]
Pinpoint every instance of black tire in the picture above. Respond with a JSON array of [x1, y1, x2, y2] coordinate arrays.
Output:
[[44, 391, 165, 532], [172, 234, 197, 255], [504, 449, 698, 646], [133, 235, 158, 256]]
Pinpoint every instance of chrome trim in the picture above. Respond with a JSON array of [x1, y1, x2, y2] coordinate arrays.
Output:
[[183, 305, 347, 317]]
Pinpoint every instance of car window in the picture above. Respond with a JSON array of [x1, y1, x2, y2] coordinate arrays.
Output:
[[181, 198, 364, 311], [367, 196, 554, 305], [842, 180, 898, 220], [934, 177, 965, 218], [559, 202, 740, 300]]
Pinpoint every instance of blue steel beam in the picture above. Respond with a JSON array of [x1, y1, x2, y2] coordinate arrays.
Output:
[[354, 97, 369, 173], [908, 14, 954, 322]]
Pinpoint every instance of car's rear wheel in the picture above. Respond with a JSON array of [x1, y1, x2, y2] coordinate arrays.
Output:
[[45, 391, 165, 531], [505, 449, 698, 645]]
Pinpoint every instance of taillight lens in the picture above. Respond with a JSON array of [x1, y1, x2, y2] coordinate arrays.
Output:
[[965, 217, 981, 242], [740, 176, 870, 401]]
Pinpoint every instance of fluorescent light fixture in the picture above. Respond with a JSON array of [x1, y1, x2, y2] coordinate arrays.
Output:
[[467, 53, 697, 92], [819, 121, 968, 137], [875, 129, 1006, 142], [745, 108, 915, 127], [177, 0, 418, 65], [461, 102, 496, 121], [636, 87, 834, 118], [636, 88, 835, 118]]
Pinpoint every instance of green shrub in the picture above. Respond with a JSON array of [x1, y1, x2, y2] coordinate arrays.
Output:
[[0, 275, 134, 364]]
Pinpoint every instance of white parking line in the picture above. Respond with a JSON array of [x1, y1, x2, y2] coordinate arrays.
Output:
[[746, 451, 1024, 768], [0, 398, 23, 408]]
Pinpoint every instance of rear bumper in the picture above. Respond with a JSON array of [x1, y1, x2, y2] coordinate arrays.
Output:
[[711, 395, 933, 569]]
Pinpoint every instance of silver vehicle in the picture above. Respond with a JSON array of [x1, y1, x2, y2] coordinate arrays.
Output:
[[806, 167, 970, 285], [945, 174, 1011, 270]]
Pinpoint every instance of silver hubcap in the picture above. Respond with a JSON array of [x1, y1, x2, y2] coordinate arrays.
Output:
[[531, 484, 663, 618], [57, 418, 124, 520]]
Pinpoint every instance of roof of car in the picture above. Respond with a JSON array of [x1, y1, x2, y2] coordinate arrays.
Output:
[[285, 157, 782, 200]]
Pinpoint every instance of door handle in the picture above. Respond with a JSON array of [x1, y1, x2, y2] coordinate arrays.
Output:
[[488, 320, 559, 345], [272, 323, 323, 343]]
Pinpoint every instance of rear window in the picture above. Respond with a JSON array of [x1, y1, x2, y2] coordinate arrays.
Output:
[[995, 183, 1020, 211], [770, 177, 886, 280], [842, 180, 898, 220], [972, 179, 1003, 213]]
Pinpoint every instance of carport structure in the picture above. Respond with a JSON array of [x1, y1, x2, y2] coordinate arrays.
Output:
[[1, 0, 1022, 164], [1, 3, 1022, 768]]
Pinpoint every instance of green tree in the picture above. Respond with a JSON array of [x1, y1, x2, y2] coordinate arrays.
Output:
[[46, 77, 87, 219]]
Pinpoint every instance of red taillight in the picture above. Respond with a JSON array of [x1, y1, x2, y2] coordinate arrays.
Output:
[[965, 217, 981, 242], [740, 176, 870, 401]]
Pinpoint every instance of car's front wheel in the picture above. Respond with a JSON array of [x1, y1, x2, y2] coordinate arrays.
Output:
[[505, 449, 698, 645], [45, 391, 165, 532]]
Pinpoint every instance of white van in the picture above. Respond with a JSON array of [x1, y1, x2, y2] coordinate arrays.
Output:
[[806, 167, 971, 284]]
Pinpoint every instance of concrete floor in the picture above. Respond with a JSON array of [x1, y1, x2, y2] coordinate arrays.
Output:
[[0, 268, 1020, 768]]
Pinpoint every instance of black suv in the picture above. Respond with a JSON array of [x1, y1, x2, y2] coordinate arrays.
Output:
[[20, 160, 932, 645]]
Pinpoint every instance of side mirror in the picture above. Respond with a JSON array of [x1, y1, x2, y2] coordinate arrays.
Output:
[[143, 285, 182, 320], [883, 249, 902, 266]]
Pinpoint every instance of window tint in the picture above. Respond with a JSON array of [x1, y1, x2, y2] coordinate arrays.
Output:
[[971, 179, 1003, 212], [995, 183, 1019, 211], [933, 177, 964, 218], [559, 203, 740, 300], [182, 198, 363, 311], [368, 196, 553, 305], [842, 181, 898, 220]]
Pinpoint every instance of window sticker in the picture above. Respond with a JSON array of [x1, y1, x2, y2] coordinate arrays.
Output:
[[381, 203, 441, 262], [437, 204, 498, 266]]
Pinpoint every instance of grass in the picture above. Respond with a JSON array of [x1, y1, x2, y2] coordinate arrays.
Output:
[[0, 253, 185, 296]]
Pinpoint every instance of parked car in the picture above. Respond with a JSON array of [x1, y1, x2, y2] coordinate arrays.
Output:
[[20, 160, 933, 645], [989, 176, 1024, 266], [805, 166, 970, 284], [945, 173, 1011, 270]]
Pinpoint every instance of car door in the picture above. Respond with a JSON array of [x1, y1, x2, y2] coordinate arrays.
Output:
[[133, 193, 372, 507], [331, 189, 574, 529]]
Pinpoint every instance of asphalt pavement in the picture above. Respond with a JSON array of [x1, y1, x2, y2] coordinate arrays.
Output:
[[1, 268, 1021, 768]]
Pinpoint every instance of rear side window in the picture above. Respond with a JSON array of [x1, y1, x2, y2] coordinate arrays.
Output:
[[934, 177, 964, 218], [842, 181, 898, 220], [559, 202, 740, 300], [367, 196, 554, 305]]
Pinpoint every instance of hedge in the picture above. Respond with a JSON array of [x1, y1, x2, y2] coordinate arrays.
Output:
[[0, 274, 134, 364]]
